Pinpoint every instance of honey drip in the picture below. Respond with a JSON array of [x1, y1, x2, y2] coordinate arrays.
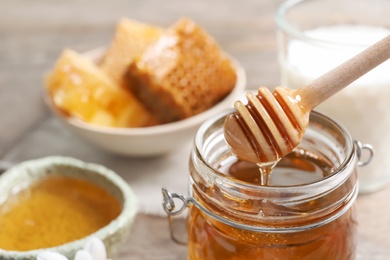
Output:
[[257, 161, 277, 186], [219, 147, 333, 186]]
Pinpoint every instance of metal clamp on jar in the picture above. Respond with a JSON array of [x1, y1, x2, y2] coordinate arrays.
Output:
[[162, 110, 373, 260]]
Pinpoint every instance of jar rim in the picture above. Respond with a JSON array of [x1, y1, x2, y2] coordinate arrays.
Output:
[[194, 109, 355, 193], [191, 108, 359, 228]]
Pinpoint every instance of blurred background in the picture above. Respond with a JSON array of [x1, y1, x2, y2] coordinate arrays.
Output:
[[0, 0, 284, 157]]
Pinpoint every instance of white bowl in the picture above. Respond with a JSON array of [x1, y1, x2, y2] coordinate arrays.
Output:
[[47, 48, 246, 157], [0, 156, 137, 259]]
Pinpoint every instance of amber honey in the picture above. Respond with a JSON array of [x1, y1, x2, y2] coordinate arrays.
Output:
[[0, 175, 121, 251], [219, 148, 334, 186], [186, 110, 360, 260]]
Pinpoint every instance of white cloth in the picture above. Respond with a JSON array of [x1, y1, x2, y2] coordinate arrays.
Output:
[[3, 117, 190, 216]]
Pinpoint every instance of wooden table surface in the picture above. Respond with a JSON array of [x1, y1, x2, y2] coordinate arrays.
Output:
[[1, 0, 390, 259]]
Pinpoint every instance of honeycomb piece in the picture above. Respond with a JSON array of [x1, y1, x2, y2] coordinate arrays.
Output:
[[45, 49, 157, 127], [100, 18, 164, 88], [125, 18, 237, 124]]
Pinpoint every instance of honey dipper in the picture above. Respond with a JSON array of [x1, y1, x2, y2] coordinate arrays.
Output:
[[224, 34, 390, 164]]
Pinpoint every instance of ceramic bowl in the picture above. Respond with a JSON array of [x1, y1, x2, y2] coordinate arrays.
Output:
[[46, 48, 246, 157], [0, 156, 137, 259]]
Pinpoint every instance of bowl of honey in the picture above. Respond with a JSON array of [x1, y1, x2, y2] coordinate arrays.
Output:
[[0, 156, 137, 259]]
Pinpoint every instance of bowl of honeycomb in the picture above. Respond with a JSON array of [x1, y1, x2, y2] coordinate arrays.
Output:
[[45, 18, 246, 156], [0, 156, 137, 259]]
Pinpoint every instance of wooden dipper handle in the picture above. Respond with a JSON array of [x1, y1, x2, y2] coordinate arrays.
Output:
[[224, 34, 390, 164], [297, 34, 390, 110]]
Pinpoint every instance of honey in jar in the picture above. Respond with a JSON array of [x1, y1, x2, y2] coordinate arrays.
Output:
[[180, 110, 366, 260], [0, 175, 121, 251]]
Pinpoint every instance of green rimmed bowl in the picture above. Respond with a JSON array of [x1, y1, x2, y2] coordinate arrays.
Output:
[[0, 156, 138, 259]]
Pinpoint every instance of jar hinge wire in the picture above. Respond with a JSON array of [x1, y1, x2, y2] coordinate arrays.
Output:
[[354, 140, 374, 167], [161, 187, 191, 245]]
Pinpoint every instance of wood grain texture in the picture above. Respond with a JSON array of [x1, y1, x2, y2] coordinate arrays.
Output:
[[1, 0, 390, 259]]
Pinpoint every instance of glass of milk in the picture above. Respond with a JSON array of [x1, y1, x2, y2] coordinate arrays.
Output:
[[276, 0, 390, 193]]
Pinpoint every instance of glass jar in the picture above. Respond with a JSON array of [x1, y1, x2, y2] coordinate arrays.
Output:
[[162, 110, 373, 260], [275, 0, 390, 193]]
